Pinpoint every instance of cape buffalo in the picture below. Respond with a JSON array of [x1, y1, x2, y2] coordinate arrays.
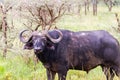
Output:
[[19, 29, 120, 80]]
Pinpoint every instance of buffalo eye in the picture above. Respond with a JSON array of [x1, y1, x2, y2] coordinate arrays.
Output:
[[46, 42, 55, 50]]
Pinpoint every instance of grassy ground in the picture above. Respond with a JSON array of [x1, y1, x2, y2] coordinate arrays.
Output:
[[0, 5, 120, 80], [0, 56, 119, 80]]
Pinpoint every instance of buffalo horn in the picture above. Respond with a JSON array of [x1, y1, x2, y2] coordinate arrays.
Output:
[[45, 30, 63, 43], [19, 30, 31, 43]]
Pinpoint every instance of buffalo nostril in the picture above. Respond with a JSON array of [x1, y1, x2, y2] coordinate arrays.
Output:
[[34, 46, 42, 50], [34, 49, 43, 53]]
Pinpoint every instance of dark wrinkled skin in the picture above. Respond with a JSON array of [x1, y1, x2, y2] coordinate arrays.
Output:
[[23, 29, 120, 80]]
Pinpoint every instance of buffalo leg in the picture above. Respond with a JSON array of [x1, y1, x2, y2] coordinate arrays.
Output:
[[58, 71, 67, 80], [102, 67, 114, 80], [58, 73, 67, 80], [113, 66, 120, 79], [46, 69, 56, 80]]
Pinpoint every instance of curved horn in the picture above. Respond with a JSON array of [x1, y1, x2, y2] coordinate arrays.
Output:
[[19, 30, 31, 43], [45, 29, 63, 43]]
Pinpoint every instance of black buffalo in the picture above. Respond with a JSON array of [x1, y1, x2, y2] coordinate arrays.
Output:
[[19, 29, 120, 80]]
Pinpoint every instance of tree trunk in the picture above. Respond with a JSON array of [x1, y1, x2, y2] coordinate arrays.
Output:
[[115, 13, 120, 30], [85, 1, 87, 15], [104, 0, 113, 12], [78, 4, 81, 14], [87, 0, 90, 11], [2, 12, 7, 57], [109, 0, 113, 11], [92, 0, 97, 15], [67, 4, 71, 13], [1, 4, 8, 58]]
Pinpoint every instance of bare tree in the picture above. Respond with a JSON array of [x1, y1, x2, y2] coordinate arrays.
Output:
[[84, 0, 90, 15], [0, 2, 13, 57], [19, 0, 66, 31], [67, 3, 72, 13], [92, 0, 98, 15], [104, 0, 114, 11], [114, 13, 120, 32], [85, 0, 87, 15], [77, 3, 81, 14]]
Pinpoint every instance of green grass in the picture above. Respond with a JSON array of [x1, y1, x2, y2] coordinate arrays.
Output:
[[0, 5, 120, 80], [0, 53, 46, 80], [0, 54, 119, 80]]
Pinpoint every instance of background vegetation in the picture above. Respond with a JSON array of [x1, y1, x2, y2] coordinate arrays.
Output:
[[0, 0, 120, 80]]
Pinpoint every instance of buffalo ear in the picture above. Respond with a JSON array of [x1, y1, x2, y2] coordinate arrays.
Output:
[[24, 36, 33, 50], [24, 42, 33, 50]]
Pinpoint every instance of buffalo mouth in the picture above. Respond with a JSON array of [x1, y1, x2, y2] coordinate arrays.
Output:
[[34, 49, 43, 53]]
